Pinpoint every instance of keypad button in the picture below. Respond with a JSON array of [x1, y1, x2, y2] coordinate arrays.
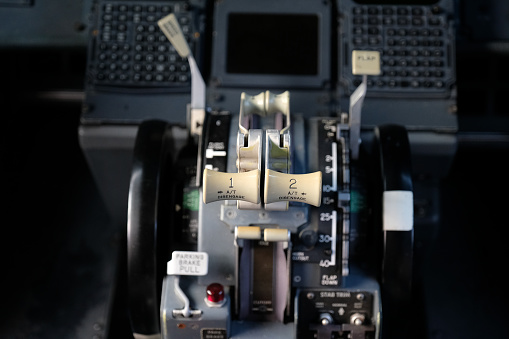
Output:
[[368, 27, 379, 35], [367, 7, 379, 15], [383, 17, 394, 25], [432, 28, 443, 36], [103, 4, 113, 13], [428, 17, 441, 26], [409, 29, 419, 36], [397, 18, 409, 26], [368, 37, 380, 45], [397, 8, 409, 15], [353, 27, 364, 35], [353, 7, 364, 15], [353, 37, 365, 45], [382, 8, 394, 15], [412, 8, 423, 16], [368, 17, 379, 25], [412, 18, 424, 26], [353, 16, 364, 25]]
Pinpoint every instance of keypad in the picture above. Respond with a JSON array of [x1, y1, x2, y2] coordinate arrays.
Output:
[[348, 5, 453, 94], [89, 1, 194, 88]]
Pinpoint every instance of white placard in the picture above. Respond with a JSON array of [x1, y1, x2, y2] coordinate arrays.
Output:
[[167, 251, 208, 276], [383, 191, 413, 231]]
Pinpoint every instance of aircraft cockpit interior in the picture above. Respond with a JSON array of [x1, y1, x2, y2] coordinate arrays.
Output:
[[1, 0, 509, 338]]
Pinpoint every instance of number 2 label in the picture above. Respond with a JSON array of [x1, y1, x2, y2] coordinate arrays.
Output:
[[289, 178, 297, 189]]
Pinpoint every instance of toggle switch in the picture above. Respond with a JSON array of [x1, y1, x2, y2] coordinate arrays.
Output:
[[264, 169, 322, 207], [203, 168, 260, 204]]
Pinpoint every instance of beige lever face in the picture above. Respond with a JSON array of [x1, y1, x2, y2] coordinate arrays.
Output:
[[264, 169, 322, 207], [203, 169, 260, 204]]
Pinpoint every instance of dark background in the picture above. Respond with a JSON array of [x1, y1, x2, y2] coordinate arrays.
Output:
[[1, 0, 509, 338]]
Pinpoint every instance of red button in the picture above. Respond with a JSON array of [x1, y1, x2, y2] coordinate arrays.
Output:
[[206, 283, 224, 303]]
